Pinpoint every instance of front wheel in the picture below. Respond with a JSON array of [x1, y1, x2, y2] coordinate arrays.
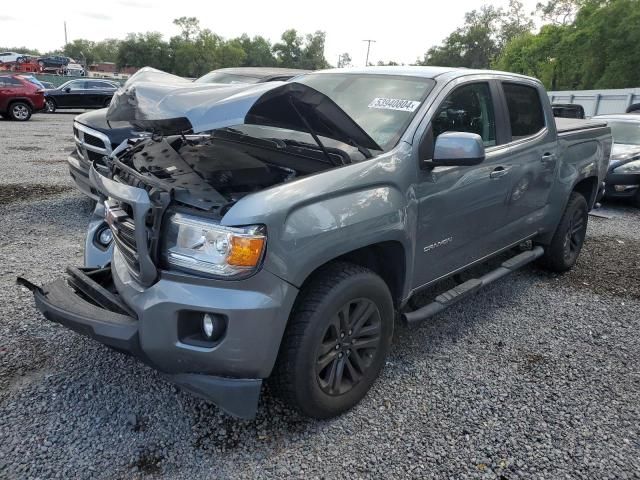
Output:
[[9, 102, 32, 121], [272, 262, 394, 419], [539, 192, 588, 272], [45, 99, 56, 113]]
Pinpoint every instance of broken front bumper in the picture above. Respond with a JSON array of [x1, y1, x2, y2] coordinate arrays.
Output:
[[21, 260, 297, 419], [68, 150, 99, 201]]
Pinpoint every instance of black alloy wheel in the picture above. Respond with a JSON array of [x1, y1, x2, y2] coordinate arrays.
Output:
[[563, 207, 586, 262], [315, 298, 382, 396]]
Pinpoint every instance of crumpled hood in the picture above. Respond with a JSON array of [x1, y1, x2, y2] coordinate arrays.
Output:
[[106, 67, 381, 151]]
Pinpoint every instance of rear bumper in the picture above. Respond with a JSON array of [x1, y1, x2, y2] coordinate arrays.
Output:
[[22, 255, 297, 418], [604, 172, 640, 198], [68, 151, 99, 200]]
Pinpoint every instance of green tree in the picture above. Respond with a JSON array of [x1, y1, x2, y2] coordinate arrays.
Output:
[[92, 39, 121, 63], [499, 0, 535, 46], [217, 39, 247, 68], [273, 29, 303, 67], [417, 5, 504, 68], [497, 0, 640, 89], [299, 31, 330, 69], [63, 39, 96, 66], [337, 53, 352, 68], [235, 35, 277, 67], [116, 32, 173, 71], [536, 0, 582, 24], [173, 17, 201, 41]]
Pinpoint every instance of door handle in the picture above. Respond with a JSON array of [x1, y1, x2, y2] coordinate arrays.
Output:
[[541, 153, 556, 163], [489, 166, 510, 179]]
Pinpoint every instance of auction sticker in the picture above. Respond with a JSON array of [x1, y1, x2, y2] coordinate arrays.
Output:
[[368, 97, 421, 112]]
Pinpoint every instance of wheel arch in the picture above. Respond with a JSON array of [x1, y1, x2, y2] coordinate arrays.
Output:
[[295, 240, 408, 309], [537, 174, 599, 246], [7, 97, 34, 110], [572, 175, 599, 210]]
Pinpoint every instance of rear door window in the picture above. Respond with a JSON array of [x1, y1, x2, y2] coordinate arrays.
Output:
[[503, 83, 546, 140]]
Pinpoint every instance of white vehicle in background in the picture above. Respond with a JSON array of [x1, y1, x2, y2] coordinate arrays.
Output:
[[0, 52, 27, 64], [64, 63, 85, 77]]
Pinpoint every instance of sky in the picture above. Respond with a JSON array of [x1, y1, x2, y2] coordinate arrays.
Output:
[[0, 0, 540, 66]]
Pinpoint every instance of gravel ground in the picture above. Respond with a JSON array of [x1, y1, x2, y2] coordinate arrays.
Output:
[[1, 113, 639, 479]]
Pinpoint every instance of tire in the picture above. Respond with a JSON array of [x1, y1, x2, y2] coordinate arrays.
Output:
[[103, 98, 111, 108], [632, 189, 640, 208], [271, 261, 394, 419], [539, 192, 588, 272], [45, 98, 56, 113], [8, 102, 32, 121]]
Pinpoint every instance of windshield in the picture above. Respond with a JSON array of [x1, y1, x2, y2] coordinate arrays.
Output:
[[607, 121, 640, 145], [195, 72, 263, 85], [295, 73, 435, 150]]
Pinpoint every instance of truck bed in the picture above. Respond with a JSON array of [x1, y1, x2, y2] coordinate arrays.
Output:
[[555, 117, 608, 134]]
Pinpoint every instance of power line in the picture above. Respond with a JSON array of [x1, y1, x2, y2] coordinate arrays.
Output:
[[362, 39, 376, 66]]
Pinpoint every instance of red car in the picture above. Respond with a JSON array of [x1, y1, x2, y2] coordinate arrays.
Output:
[[0, 74, 46, 121]]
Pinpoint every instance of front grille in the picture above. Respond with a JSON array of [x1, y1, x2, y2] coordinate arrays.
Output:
[[84, 133, 105, 148], [87, 150, 104, 162], [73, 122, 111, 165], [106, 200, 147, 275]]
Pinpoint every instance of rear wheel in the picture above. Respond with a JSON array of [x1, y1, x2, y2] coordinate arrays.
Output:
[[9, 102, 32, 121], [632, 189, 640, 208], [539, 192, 588, 272], [272, 262, 394, 419], [103, 98, 111, 108], [45, 98, 56, 113]]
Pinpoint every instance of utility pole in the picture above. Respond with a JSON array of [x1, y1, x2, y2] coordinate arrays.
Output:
[[64, 21, 68, 45], [362, 39, 376, 66]]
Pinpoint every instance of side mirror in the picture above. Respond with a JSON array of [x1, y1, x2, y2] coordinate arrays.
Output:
[[429, 132, 485, 167], [64, 87, 71, 93]]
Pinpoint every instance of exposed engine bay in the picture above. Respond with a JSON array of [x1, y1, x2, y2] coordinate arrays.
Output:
[[111, 128, 359, 214]]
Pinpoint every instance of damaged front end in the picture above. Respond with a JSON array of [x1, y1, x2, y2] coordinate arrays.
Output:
[[21, 74, 384, 418]]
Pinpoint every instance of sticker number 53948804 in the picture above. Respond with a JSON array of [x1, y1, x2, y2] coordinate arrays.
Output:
[[368, 97, 421, 112]]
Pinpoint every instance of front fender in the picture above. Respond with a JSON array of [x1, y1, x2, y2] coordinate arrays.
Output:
[[221, 145, 415, 288]]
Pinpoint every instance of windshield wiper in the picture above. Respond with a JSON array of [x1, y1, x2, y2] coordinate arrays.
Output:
[[344, 138, 373, 159], [288, 95, 342, 166]]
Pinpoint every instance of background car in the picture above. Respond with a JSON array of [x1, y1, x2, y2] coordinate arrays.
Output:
[[44, 79, 119, 112], [37, 55, 70, 69], [0, 74, 45, 121], [593, 113, 640, 206], [194, 67, 310, 85], [64, 63, 85, 77], [0, 52, 27, 64]]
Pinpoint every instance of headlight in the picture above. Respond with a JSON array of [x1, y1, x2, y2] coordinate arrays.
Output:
[[614, 160, 640, 174], [162, 213, 266, 277]]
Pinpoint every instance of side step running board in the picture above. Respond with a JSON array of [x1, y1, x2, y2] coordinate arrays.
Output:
[[402, 246, 544, 326]]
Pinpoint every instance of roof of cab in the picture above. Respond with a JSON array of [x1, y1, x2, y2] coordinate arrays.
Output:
[[314, 65, 539, 82]]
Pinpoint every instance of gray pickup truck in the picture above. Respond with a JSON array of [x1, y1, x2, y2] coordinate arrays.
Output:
[[22, 67, 611, 419]]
